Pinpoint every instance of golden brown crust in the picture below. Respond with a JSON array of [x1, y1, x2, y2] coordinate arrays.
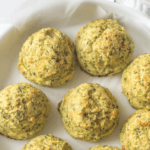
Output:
[[57, 101, 62, 113], [120, 109, 150, 150], [76, 19, 134, 76], [89, 145, 121, 150], [0, 132, 16, 140], [18, 28, 76, 87], [121, 53, 150, 110], [59, 83, 119, 142], [22, 134, 72, 150], [80, 66, 109, 77], [0, 82, 50, 140]]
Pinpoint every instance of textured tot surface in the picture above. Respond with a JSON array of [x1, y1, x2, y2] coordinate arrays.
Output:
[[0, 82, 50, 140], [121, 53, 150, 110], [59, 83, 119, 142], [120, 109, 150, 150], [89, 145, 121, 150], [18, 28, 76, 87], [75, 19, 134, 76], [22, 134, 72, 150]]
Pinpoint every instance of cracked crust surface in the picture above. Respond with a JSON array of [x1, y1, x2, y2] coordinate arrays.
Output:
[[0, 82, 50, 140], [120, 109, 150, 150], [121, 53, 150, 110], [75, 19, 134, 76], [18, 28, 76, 87], [59, 83, 119, 142], [22, 134, 72, 150]]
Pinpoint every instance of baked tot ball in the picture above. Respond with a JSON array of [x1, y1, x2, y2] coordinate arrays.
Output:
[[89, 145, 121, 150], [0, 82, 50, 140], [75, 19, 134, 76], [18, 28, 76, 87], [121, 53, 150, 110], [120, 109, 150, 150], [22, 134, 72, 150], [58, 83, 119, 142]]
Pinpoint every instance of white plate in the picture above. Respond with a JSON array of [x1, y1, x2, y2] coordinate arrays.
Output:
[[0, 0, 150, 150]]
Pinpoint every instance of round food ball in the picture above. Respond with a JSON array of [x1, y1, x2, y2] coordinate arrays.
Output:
[[120, 109, 150, 150], [0, 82, 50, 140], [89, 145, 121, 150], [121, 53, 150, 110], [18, 28, 76, 87], [58, 83, 119, 142], [22, 134, 72, 150], [75, 19, 134, 76]]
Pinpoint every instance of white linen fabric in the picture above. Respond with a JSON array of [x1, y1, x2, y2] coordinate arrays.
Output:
[[115, 0, 150, 17]]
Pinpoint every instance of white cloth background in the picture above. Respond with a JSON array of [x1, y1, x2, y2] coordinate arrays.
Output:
[[0, 0, 150, 150]]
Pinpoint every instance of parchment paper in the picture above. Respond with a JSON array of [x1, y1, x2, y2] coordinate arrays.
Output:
[[0, 0, 150, 150]]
